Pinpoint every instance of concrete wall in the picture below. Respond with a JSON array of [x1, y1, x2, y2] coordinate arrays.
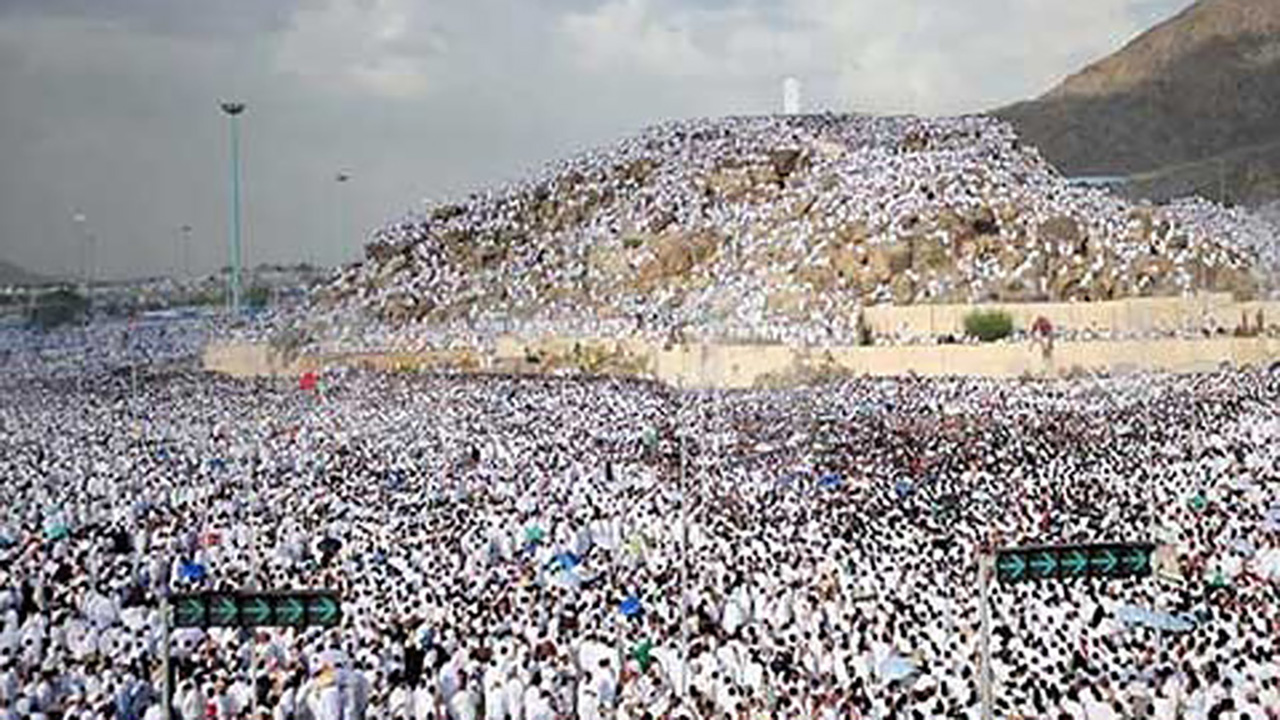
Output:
[[203, 293, 1280, 386], [860, 294, 1280, 338], [640, 337, 1280, 388], [203, 342, 297, 377], [205, 335, 1280, 388]]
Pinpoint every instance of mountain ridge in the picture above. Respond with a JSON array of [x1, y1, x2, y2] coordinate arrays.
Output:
[[0, 259, 53, 287], [997, 0, 1280, 205]]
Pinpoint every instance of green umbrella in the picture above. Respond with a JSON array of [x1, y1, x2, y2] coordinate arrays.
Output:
[[44, 524, 69, 541], [524, 526, 546, 544], [1190, 494, 1207, 512], [631, 639, 654, 671]]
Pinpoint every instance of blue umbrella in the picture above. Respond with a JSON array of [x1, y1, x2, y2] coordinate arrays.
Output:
[[819, 474, 843, 490], [549, 552, 580, 571], [894, 480, 913, 500], [1116, 605, 1196, 633], [1264, 506, 1280, 533], [620, 596, 642, 618], [878, 653, 918, 682], [179, 562, 207, 582]]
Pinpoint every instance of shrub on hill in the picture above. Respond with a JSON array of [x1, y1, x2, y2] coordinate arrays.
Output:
[[964, 309, 1014, 342]]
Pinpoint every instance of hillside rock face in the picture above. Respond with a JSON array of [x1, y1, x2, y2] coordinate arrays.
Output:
[[998, 0, 1280, 204], [305, 114, 1273, 347]]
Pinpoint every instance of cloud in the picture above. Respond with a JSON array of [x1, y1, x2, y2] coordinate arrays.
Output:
[[558, 0, 1183, 114], [0, 0, 1192, 278], [560, 0, 714, 76], [273, 0, 447, 99], [0, 0, 315, 37]]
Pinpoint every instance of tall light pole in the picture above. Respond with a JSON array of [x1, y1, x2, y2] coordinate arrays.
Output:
[[220, 101, 246, 316], [178, 224, 193, 279], [335, 171, 351, 262], [72, 211, 94, 392], [72, 211, 95, 302]]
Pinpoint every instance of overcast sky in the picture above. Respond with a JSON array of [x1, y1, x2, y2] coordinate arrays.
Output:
[[0, 0, 1190, 279]]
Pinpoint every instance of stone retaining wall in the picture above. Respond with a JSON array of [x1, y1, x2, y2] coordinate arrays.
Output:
[[204, 335, 1280, 388], [203, 295, 1280, 386]]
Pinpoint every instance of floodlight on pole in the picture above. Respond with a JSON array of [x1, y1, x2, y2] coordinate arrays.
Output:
[[71, 211, 94, 300], [335, 171, 351, 262], [179, 225, 193, 279], [220, 101, 246, 316], [71, 210, 94, 391]]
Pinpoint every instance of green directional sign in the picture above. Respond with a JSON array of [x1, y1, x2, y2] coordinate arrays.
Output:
[[1120, 547, 1150, 574], [1062, 549, 1088, 576], [1090, 547, 1119, 576], [209, 594, 239, 625], [174, 595, 206, 627], [240, 595, 272, 626], [307, 594, 342, 627], [1029, 551, 1058, 579], [995, 543, 1154, 585], [996, 553, 1026, 582], [171, 591, 341, 628], [275, 595, 305, 626]]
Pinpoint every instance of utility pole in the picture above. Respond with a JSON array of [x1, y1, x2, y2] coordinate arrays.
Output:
[[678, 380, 690, 698]]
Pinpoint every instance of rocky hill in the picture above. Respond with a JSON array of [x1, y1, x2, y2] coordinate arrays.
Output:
[[998, 0, 1280, 206], [306, 114, 1274, 348]]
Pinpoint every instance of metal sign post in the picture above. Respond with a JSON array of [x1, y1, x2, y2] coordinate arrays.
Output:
[[978, 553, 993, 720], [160, 596, 172, 720]]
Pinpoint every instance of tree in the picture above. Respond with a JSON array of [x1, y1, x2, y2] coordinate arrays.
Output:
[[28, 288, 88, 330], [245, 285, 271, 309]]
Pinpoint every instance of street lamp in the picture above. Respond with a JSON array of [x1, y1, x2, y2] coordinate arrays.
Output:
[[71, 211, 96, 311], [335, 170, 351, 262], [71, 211, 94, 391], [178, 224, 193, 279], [220, 101, 246, 316]]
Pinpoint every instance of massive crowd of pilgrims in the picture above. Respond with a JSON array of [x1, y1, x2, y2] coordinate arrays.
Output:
[[0, 318, 1277, 719]]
